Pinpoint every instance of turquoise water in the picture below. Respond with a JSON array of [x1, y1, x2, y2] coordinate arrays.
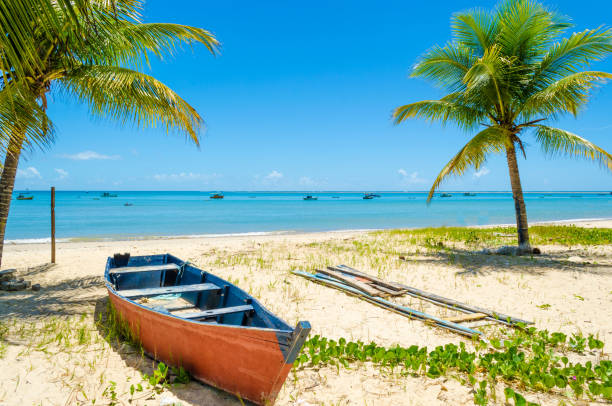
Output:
[[7, 191, 612, 241]]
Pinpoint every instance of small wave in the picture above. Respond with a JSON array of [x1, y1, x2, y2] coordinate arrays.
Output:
[[6, 237, 70, 244]]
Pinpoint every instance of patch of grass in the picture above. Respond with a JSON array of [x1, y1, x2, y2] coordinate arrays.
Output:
[[377, 225, 612, 247], [96, 300, 142, 350], [0, 320, 8, 358]]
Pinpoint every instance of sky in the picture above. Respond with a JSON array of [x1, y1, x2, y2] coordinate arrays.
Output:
[[14, 0, 612, 191]]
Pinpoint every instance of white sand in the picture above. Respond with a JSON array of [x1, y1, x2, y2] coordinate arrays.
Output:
[[0, 219, 610, 405]]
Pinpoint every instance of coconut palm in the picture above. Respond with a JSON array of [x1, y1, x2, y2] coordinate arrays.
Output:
[[0, 0, 219, 265], [393, 0, 612, 250]]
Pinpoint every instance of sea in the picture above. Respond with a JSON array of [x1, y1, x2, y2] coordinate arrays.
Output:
[[7, 191, 612, 242]]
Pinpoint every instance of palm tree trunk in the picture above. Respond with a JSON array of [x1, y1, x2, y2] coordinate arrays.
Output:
[[0, 136, 24, 267], [505, 142, 530, 250]]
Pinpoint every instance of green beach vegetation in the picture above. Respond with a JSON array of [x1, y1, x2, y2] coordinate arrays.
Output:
[[393, 0, 612, 250], [0, 0, 219, 266], [293, 328, 610, 405], [381, 225, 612, 247]]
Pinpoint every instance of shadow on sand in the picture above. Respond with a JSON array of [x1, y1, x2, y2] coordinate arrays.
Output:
[[93, 296, 252, 406], [400, 246, 612, 277], [0, 270, 106, 319]]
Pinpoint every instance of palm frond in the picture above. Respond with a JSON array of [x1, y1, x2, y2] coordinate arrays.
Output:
[[451, 8, 498, 54], [531, 28, 612, 89], [521, 71, 612, 119], [534, 125, 612, 170], [411, 43, 476, 91], [462, 45, 507, 113], [0, 0, 91, 82], [80, 21, 219, 68], [60, 65, 203, 144], [427, 127, 510, 202], [392, 93, 487, 131], [495, 0, 570, 63], [0, 84, 55, 159]]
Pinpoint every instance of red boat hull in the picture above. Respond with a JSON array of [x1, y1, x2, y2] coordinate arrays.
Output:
[[108, 289, 294, 405]]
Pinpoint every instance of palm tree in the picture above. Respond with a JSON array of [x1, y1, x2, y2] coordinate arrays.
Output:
[[0, 0, 219, 265], [393, 0, 612, 251]]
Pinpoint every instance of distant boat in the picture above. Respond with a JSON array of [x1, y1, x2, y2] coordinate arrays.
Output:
[[210, 193, 224, 199], [440, 193, 452, 198], [362, 193, 379, 200], [332, 196, 340, 199], [303, 195, 318, 201], [124, 203, 133, 206], [105, 253, 310, 405], [16, 193, 33, 200], [463, 192, 476, 196], [101, 192, 118, 197]]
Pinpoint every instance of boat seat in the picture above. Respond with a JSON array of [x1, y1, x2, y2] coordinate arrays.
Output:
[[163, 303, 197, 312], [179, 305, 254, 320], [118, 283, 220, 299], [110, 263, 181, 275]]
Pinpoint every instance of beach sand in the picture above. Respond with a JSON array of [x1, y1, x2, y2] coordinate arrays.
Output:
[[0, 219, 610, 405]]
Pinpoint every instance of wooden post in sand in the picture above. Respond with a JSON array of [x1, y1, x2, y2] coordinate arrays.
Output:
[[51, 186, 55, 263]]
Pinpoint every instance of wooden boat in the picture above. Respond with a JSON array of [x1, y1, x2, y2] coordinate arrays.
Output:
[[101, 192, 118, 197], [463, 192, 476, 196], [16, 193, 33, 200], [303, 195, 317, 200], [440, 193, 452, 197], [105, 253, 310, 405], [210, 193, 224, 199]]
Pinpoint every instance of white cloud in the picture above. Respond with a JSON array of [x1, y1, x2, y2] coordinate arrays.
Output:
[[398, 168, 425, 184], [62, 150, 120, 160], [299, 176, 315, 186], [54, 168, 68, 180], [17, 167, 41, 179], [153, 172, 220, 183], [265, 170, 283, 181], [473, 167, 490, 178]]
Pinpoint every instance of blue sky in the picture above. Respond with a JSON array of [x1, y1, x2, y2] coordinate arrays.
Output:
[[15, 0, 612, 191]]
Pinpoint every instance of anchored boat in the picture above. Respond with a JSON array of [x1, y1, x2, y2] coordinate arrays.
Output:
[[16, 193, 34, 200], [105, 253, 310, 405], [303, 195, 318, 200], [210, 193, 224, 199]]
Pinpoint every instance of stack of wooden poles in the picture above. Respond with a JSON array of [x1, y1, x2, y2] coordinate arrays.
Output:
[[292, 265, 532, 337]]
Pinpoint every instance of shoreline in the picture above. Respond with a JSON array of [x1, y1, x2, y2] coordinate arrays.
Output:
[[6, 216, 612, 245]]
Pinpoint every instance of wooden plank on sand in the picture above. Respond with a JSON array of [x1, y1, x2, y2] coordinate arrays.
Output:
[[316, 268, 382, 296], [330, 265, 405, 291], [444, 313, 487, 323]]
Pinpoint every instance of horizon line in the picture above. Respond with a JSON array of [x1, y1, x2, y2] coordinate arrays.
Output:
[[13, 189, 612, 193]]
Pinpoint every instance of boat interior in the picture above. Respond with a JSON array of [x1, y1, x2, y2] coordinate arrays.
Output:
[[105, 253, 291, 331]]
